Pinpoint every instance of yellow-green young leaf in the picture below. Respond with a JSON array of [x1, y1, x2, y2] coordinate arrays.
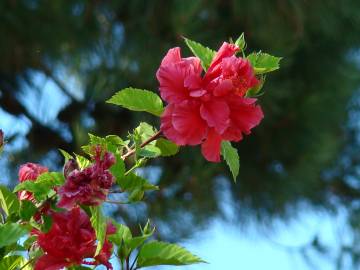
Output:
[[246, 75, 266, 97], [139, 145, 161, 158], [127, 222, 155, 250], [75, 154, 91, 169], [184, 38, 215, 71], [118, 173, 158, 193], [108, 222, 133, 259], [0, 223, 29, 248], [90, 206, 106, 256], [0, 185, 20, 216], [155, 138, 179, 156], [234, 33, 246, 51], [110, 153, 125, 182], [107, 88, 164, 116], [135, 122, 157, 141], [137, 241, 205, 268], [0, 256, 25, 270], [221, 141, 240, 182], [247, 52, 282, 74], [58, 149, 73, 162], [13, 172, 64, 201]]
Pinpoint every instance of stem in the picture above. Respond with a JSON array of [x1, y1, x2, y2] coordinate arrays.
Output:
[[20, 258, 34, 270], [130, 253, 140, 270], [126, 256, 130, 270], [121, 131, 162, 160]]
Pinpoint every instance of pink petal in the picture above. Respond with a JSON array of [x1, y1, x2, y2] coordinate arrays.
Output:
[[201, 129, 223, 162], [200, 100, 230, 134], [213, 79, 232, 97], [156, 48, 202, 104], [223, 97, 264, 141], [159, 47, 182, 66], [204, 42, 239, 83], [161, 102, 208, 146]]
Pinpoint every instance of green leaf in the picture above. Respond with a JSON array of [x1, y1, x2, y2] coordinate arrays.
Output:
[[83, 134, 125, 155], [137, 241, 205, 268], [75, 154, 91, 169], [108, 223, 132, 246], [59, 149, 73, 162], [246, 75, 266, 97], [127, 221, 155, 250], [118, 173, 158, 193], [110, 153, 125, 182], [107, 88, 164, 116], [247, 52, 281, 74], [0, 255, 25, 270], [0, 223, 29, 248], [221, 141, 240, 182], [234, 33, 246, 51], [128, 188, 145, 202], [0, 185, 20, 216], [19, 200, 37, 221], [23, 235, 37, 250], [135, 122, 156, 140], [155, 138, 179, 156], [184, 38, 215, 71], [139, 145, 161, 158], [42, 214, 53, 233], [14, 172, 64, 201], [90, 206, 106, 256]]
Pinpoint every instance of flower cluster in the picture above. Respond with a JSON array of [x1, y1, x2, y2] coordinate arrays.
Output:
[[57, 146, 116, 209], [33, 207, 115, 270], [15, 147, 117, 269], [157, 42, 264, 162], [18, 162, 48, 201]]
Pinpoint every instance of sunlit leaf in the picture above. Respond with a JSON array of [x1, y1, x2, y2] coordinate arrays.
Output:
[[107, 88, 164, 116], [247, 52, 281, 74], [184, 38, 215, 71], [137, 241, 205, 268], [221, 141, 240, 182], [0, 185, 20, 216], [0, 223, 29, 248], [90, 206, 106, 256]]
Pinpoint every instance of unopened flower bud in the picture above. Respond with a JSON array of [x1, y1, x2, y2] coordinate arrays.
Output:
[[63, 159, 79, 178]]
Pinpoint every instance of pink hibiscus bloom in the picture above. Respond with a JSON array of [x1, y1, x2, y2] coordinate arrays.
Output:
[[33, 207, 115, 270], [57, 146, 116, 209], [17, 163, 48, 201], [157, 42, 263, 162]]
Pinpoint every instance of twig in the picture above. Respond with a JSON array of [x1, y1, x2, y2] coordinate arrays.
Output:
[[121, 131, 162, 160], [130, 253, 140, 270], [19, 258, 34, 270]]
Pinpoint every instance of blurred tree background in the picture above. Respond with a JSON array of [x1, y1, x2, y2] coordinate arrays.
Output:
[[1, 0, 360, 267]]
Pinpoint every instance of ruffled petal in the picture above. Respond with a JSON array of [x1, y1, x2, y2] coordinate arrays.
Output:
[[35, 255, 70, 270], [201, 129, 223, 162], [204, 42, 239, 83], [156, 48, 202, 103], [200, 100, 230, 134], [223, 97, 264, 141], [161, 102, 208, 146]]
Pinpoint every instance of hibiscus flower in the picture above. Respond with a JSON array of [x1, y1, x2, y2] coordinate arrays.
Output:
[[157, 42, 263, 162], [17, 163, 48, 201], [33, 207, 115, 270], [57, 146, 115, 209]]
